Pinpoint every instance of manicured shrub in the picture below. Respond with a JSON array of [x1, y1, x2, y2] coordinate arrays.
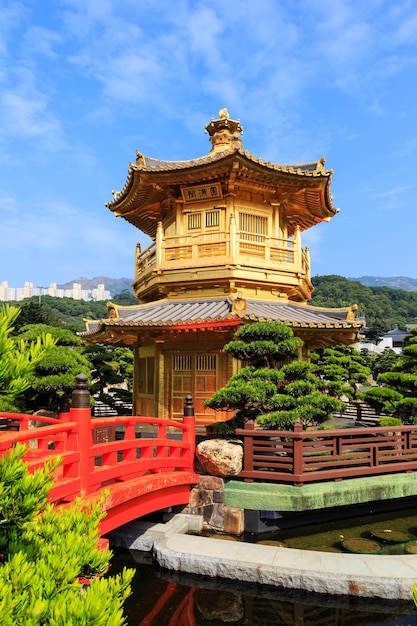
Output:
[[206, 322, 344, 431]]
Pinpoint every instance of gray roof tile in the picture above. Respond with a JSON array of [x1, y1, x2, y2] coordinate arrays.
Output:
[[113, 298, 235, 325], [244, 300, 352, 324], [80, 297, 361, 339]]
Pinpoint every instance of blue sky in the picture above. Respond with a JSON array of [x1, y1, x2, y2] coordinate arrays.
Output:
[[1, 0, 417, 288]]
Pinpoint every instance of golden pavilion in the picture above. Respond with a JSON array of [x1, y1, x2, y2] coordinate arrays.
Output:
[[82, 109, 363, 426]]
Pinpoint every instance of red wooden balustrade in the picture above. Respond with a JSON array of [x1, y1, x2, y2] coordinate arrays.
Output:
[[235, 420, 417, 486], [0, 376, 198, 534]]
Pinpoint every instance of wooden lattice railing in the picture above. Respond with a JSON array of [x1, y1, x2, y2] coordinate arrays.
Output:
[[235, 420, 417, 486]]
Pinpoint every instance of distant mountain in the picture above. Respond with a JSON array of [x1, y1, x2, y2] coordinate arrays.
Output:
[[59, 275, 417, 296], [349, 276, 417, 291], [58, 277, 133, 297]]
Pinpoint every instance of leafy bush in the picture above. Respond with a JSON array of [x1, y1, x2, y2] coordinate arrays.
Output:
[[0, 305, 56, 411], [378, 416, 402, 427], [0, 445, 134, 625]]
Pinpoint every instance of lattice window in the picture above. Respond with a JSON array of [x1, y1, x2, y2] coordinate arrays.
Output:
[[239, 212, 267, 242], [187, 213, 201, 230], [205, 210, 219, 228], [173, 355, 193, 371], [196, 354, 217, 370]]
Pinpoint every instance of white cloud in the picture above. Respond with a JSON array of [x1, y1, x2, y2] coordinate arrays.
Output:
[[1, 0, 417, 284], [392, 136, 417, 159], [391, 8, 417, 45], [363, 185, 410, 211], [0, 192, 143, 284], [0, 1, 28, 57], [0, 193, 19, 215], [22, 25, 63, 59], [1, 89, 57, 138]]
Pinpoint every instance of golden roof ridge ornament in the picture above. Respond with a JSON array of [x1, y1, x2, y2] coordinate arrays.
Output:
[[205, 108, 243, 153]]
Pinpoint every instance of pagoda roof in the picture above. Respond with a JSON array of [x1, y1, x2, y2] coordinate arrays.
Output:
[[106, 111, 338, 238], [80, 297, 363, 345]]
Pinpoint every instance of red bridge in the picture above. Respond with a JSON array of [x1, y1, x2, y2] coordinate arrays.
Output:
[[0, 375, 198, 537]]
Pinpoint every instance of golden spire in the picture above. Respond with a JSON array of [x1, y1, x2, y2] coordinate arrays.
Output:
[[205, 109, 243, 153]]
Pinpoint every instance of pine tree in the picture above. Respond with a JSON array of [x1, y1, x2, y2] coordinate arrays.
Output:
[[311, 346, 371, 400], [14, 324, 93, 414], [367, 326, 417, 421], [0, 305, 56, 411], [83, 344, 133, 415], [205, 321, 344, 431]]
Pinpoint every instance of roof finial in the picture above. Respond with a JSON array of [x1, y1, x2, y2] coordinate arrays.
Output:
[[205, 108, 243, 154]]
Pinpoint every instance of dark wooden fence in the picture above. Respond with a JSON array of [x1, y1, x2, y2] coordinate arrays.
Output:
[[234, 420, 417, 486]]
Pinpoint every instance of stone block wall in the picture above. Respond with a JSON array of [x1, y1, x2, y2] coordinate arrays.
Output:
[[185, 475, 244, 536]]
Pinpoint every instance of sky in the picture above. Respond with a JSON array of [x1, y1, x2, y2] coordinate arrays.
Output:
[[1, 0, 417, 288]]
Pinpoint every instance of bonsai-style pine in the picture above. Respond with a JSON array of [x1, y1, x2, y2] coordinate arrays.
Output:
[[205, 321, 344, 431], [311, 345, 371, 400], [14, 323, 93, 415], [362, 326, 417, 422]]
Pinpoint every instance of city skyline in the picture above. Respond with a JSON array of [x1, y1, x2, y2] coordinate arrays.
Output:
[[0, 279, 111, 302], [1, 1, 417, 286]]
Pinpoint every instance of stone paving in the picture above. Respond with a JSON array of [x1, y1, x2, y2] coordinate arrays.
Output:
[[108, 514, 417, 601]]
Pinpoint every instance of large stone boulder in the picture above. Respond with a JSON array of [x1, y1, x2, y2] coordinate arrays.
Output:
[[196, 439, 243, 477]]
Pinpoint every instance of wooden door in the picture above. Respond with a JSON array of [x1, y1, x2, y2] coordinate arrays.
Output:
[[169, 352, 226, 426]]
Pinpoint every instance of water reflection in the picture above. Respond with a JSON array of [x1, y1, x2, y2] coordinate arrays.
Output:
[[110, 549, 416, 626]]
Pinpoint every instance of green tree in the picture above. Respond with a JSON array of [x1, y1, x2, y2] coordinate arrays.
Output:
[[205, 322, 344, 431], [112, 290, 137, 305], [371, 347, 401, 378], [14, 324, 92, 414], [0, 444, 133, 625], [360, 328, 417, 421], [0, 305, 56, 411], [311, 275, 417, 336], [37, 296, 107, 332], [84, 344, 133, 414], [6, 296, 108, 333], [11, 300, 62, 331], [376, 326, 417, 421], [365, 322, 387, 345], [359, 386, 403, 416], [311, 346, 371, 400]]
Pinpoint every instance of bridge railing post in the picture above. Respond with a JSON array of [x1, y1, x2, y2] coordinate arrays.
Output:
[[69, 374, 92, 496], [183, 395, 196, 471], [59, 394, 70, 422]]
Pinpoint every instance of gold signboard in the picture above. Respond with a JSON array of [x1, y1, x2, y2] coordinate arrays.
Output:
[[182, 182, 222, 203]]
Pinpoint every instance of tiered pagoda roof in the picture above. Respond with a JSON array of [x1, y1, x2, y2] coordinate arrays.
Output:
[[106, 109, 338, 239], [81, 110, 363, 350], [82, 297, 362, 347]]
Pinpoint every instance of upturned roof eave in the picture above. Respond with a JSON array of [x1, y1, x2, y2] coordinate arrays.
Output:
[[79, 298, 363, 345], [105, 148, 335, 214], [80, 317, 363, 346]]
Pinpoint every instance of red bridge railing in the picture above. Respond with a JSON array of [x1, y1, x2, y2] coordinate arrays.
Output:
[[0, 375, 198, 533], [235, 419, 417, 486]]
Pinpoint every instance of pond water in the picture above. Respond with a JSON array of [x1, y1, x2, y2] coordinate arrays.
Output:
[[109, 502, 417, 625], [110, 550, 416, 625], [245, 502, 417, 555]]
